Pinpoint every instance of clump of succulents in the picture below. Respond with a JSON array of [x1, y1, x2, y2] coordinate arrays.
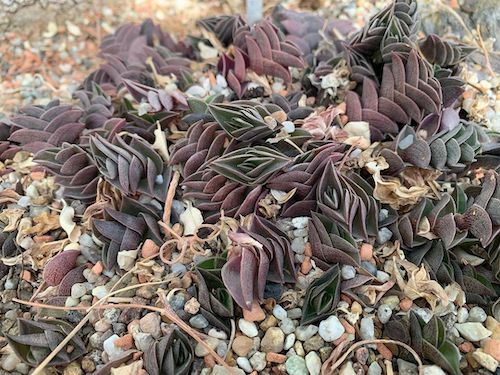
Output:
[[1, 0, 498, 373]]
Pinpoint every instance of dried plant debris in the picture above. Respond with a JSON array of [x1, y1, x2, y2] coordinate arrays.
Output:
[[0, 0, 499, 374]]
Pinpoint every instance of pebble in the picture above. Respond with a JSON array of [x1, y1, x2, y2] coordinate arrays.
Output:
[[457, 307, 469, 323], [319, 316, 345, 342], [292, 217, 309, 229], [249, 351, 266, 371], [208, 328, 228, 340], [65, 297, 80, 307], [273, 305, 287, 320], [377, 227, 393, 244], [288, 308, 303, 320], [361, 261, 377, 275], [305, 351, 321, 375], [468, 307, 487, 323], [212, 365, 245, 375], [483, 338, 500, 360], [376, 271, 390, 283], [190, 314, 209, 329], [422, 365, 446, 375], [170, 263, 187, 275], [367, 361, 382, 375], [360, 317, 375, 340], [239, 319, 258, 338], [472, 350, 498, 372], [233, 336, 254, 357], [341, 265, 356, 280], [413, 307, 433, 323], [169, 294, 186, 310], [355, 347, 369, 364], [139, 313, 161, 338], [216, 341, 228, 357], [339, 361, 356, 375], [296, 325, 319, 341], [70, 283, 87, 299], [291, 237, 305, 254], [260, 315, 278, 331], [303, 335, 324, 352], [284, 333, 296, 350], [103, 334, 125, 360], [285, 355, 308, 375], [236, 357, 253, 373], [280, 318, 295, 335], [455, 322, 492, 341], [1, 353, 20, 372], [294, 341, 305, 356], [377, 304, 392, 324], [195, 337, 219, 357], [261, 327, 285, 353], [380, 295, 400, 310], [92, 285, 108, 299], [94, 319, 112, 332], [397, 359, 418, 375]]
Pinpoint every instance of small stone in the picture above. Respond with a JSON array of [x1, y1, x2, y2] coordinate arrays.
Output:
[[376, 271, 390, 283], [360, 243, 373, 261], [65, 297, 79, 307], [239, 319, 258, 337], [399, 298, 413, 312], [208, 328, 228, 340], [266, 352, 287, 363], [422, 365, 446, 375], [114, 333, 134, 350], [367, 361, 382, 375], [339, 361, 356, 375], [303, 334, 324, 352], [133, 332, 153, 351], [259, 315, 278, 331], [377, 304, 392, 324], [380, 295, 400, 310], [94, 318, 112, 332], [216, 341, 228, 358], [261, 327, 285, 353], [355, 347, 369, 365], [103, 334, 125, 360], [139, 313, 161, 338], [455, 322, 492, 341], [249, 351, 266, 371], [284, 333, 296, 350], [360, 317, 375, 340], [242, 302, 266, 322], [212, 365, 245, 375], [92, 285, 108, 299], [341, 265, 356, 280], [472, 350, 498, 372], [135, 285, 155, 299], [236, 357, 253, 373], [81, 357, 95, 373], [457, 307, 469, 323], [296, 325, 318, 341], [170, 263, 187, 274], [377, 227, 393, 244], [83, 268, 98, 283], [413, 307, 433, 323], [195, 337, 219, 357], [468, 307, 487, 323], [190, 314, 209, 329], [291, 237, 305, 254], [292, 217, 309, 229], [361, 261, 377, 275], [305, 351, 321, 375], [273, 305, 287, 320], [141, 239, 159, 258], [483, 338, 500, 360], [287, 308, 303, 320], [279, 318, 295, 334], [294, 341, 305, 356], [1, 353, 20, 372], [319, 316, 345, 342], [397, 359, 418, 375], [233, 336, 254, 357], [285, 355, 308, 375]]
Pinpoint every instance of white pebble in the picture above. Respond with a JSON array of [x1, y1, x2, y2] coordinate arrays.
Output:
[[295, 325, 318, 341], [65, 297, 79, 307], [249, 351, 266, 371], [292, 217, 309, 229], [92, 285, 108, 299], [236, 357, 253, 373], [71, 283, 87, 299], [273, 305, 287, 320], [305, 351, 321, 375], [208, 328, 228, 340], [239, 319, 258, 338], [291, 237, 305, 254], [377, 304, 392, 324], [284, 333, 296, 350], [341, 265, 356, 280], [103, 334, 125, 360], [468, 306, 487, 323], [319, 316, 345, 342], [376, 271, 390, 283], [367, 361, 382, 375], [457, 307, 468, 323], [360, 317, 375, 340]]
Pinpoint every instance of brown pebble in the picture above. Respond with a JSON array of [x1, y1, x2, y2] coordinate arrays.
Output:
[[301, 256, 312, 274], [232, 335, 254, 357], [377, 343, 393, 360], [483, 338, 500, 360], [304, 242, 312, 257], [21, 270, 32, 282], [399, 298, 413, 312], [360, 243, 373, 261], [204, 354, 216, 369], [243, 302, 266, 322], [459, 341, 474, 353], [114, 333, 134, 350], [266, 352, 287, 363], [141, 239, 159, 258]]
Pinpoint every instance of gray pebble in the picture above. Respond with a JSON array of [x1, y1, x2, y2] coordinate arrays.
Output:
[[190, 314, 209, 329], [377, 304, 392, 324], [279, 318, 296, 335]]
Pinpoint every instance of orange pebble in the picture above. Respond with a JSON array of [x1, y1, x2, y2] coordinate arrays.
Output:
[[141, 239, 159, 258], [114, 334, 134, 350], [360, 243, 373, 261], [301, 256, 312, 274], [377, 343, 393, 360], [21, 270, 32, 282], [30, 170, 45, 180], [304, 242, 312, 257], [204, 355, 216, 369], [33, 235, 53, 244], [266, 352, 287, 363], [483, 338, 500, 360], [399, 298, 413, 312], [243, 302, 266, 322], [459, 341, 474, 353], [91, 261, 103, 275]]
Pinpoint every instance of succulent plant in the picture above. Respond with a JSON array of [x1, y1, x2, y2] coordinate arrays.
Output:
[[317, 162, 379, 240], [143, 325, 194, 375], [92, 197, 162, 269], [345, 50, 443, 140], [73, 83, 115, 129], [383, 312, 461, 375], [195, 257, 234, 333], [419, 34, 475, 68], [197, 15, 246, 47], [35, 144, 100, 202], [301, 264, 341, 325], [221, 216, 296, 310], [89, 133, 171, 201], [42, 250, 80, 287], [6, 318, 86, 367]]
